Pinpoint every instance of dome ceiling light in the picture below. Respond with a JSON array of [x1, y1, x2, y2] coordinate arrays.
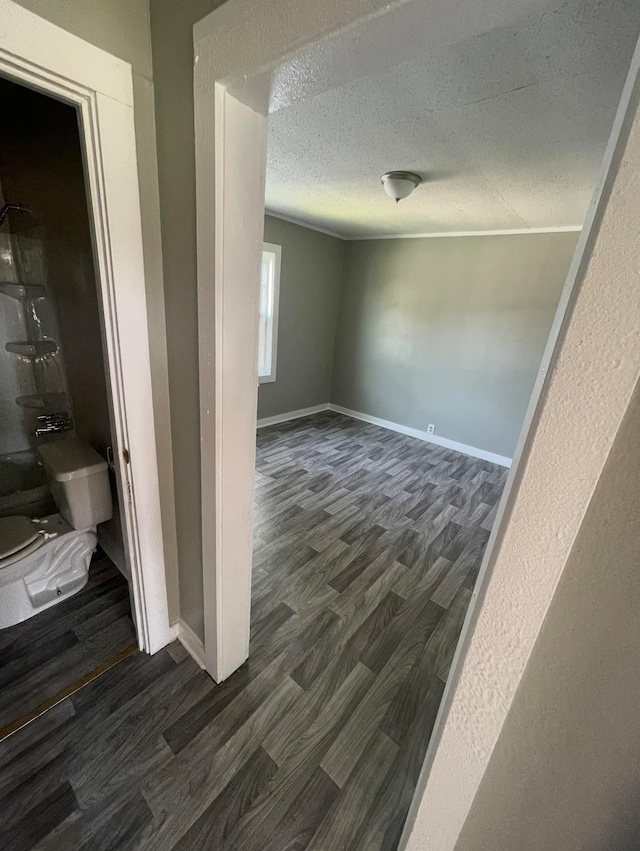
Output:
[[381, 171, 422, 203]]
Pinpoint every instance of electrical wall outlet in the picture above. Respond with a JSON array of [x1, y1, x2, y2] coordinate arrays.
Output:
[[427, 423, 435, 435]]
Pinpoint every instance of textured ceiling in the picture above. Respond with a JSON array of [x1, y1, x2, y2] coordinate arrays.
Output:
[[265, 0, 640, 238]]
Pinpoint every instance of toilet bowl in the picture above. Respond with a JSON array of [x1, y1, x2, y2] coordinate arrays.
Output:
[[0, 438, 112, 629]]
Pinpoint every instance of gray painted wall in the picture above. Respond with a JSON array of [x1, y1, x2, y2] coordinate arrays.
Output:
[[7, 2, 581, 644], [258, 216, 344, 420], [11, 0, 180, 621], [454, 379, 640, 851], [331, 232, 579, 458], [150, 0, 224, 638]]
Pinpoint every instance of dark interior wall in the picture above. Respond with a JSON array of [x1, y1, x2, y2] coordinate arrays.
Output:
[[0, 77, 111, 456]]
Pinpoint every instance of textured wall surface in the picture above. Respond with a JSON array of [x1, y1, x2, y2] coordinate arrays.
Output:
[[405, 74, 640, 851], [10, 0, 180, 620], [453, 379, 640, 850], [258, 216, 344, 420], [332, 232, 578, 458]]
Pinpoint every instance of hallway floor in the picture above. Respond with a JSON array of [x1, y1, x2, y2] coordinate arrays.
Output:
[[1, 412, 507, 850], [0, 550, 136, 735]]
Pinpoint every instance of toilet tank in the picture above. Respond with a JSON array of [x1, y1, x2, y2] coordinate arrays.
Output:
[[37, 439, 113, 530]]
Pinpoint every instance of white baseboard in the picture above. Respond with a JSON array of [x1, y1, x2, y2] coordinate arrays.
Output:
[[328, 404, 512, 468], [257, 403, 330, 429], [176, 618, 206, 669], [254, 400, 511, 467]]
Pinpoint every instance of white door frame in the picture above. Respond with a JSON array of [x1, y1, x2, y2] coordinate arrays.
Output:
[[1, 0, 173, 654], [194, 0, 640, 846]]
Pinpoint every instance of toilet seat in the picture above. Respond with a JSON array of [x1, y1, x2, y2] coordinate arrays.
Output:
[[0, 516, 48, 566], [0, 515, 70, 570], [0, 513, 96, 629]]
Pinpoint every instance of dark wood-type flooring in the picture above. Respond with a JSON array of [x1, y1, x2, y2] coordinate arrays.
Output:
[[1, 412, 507, 850], [0, 550, 136, 732]]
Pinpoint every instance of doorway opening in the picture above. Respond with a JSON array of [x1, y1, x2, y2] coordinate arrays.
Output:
[[246, 1, 632, 839], [0, 1, 172, 738], [0, 75, 137, 733], [196, 0, 640, 847]]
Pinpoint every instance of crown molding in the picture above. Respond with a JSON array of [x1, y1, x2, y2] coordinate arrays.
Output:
[[264, 210, 346, 240], [263, 212, 582, 241], [347, 226, 583, 241]]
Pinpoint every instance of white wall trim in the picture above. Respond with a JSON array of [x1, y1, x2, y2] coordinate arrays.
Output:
[[176, 618, 206, 669], [258, 242, 281, 384], [257, 403, 330, 429], [329, 404, 512, 467], [265, 210, 346, 240], [2, 0, 173, 655], [196, 82, 267, 682], [0, 0, 132, 106], [256, 402, 512, 466], [265, 211, 582, 243], [347, 225, 583, 241]]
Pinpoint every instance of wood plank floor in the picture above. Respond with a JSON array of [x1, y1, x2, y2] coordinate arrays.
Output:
[[0, 412, 507, 850], [0, 550, 136, 732]]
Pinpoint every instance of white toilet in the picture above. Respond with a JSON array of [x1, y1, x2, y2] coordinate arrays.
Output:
[[0, 438, 112, 629]]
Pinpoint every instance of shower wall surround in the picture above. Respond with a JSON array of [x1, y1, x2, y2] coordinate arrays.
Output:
[[0, 76, 121, 551], [0, 222, 70, 455], [0, 77, 112, 460]]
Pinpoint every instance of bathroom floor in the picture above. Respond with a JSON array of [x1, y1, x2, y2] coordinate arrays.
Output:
[[0, 549, 136, 734]]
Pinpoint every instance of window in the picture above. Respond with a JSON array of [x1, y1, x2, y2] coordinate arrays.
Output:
[[258, 242, 281, 383]]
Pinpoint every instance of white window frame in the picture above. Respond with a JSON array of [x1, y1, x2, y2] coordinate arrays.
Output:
[[258, 242, 281, 384]]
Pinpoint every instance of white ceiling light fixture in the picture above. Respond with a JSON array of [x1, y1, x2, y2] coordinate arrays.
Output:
[[381, 171, 422, 203]]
